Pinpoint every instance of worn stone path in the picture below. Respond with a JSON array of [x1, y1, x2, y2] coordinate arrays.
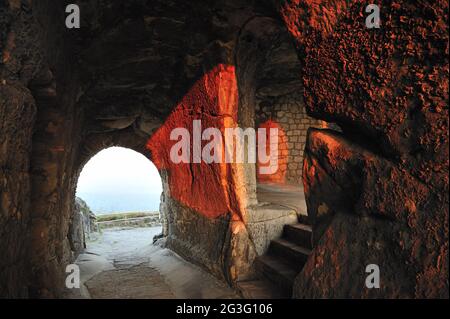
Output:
[[65, 227, 239, 299]]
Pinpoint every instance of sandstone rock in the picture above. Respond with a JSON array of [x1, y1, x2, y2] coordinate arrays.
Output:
[[299, 128, 448, 298], [68, 203, 86, 258], [279, 0, 449, 189], [277, 0, 448, 298]]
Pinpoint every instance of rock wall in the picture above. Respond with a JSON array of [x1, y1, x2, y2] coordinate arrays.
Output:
[[68, 200, 86, 258], [256, 91, 323, 183], [68, 197, 98, 257], [0, 76, 35, 298], [146, 64, 260, 283], [276, 0, 448, 298]]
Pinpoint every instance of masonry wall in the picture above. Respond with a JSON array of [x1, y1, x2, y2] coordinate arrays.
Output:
[[256, 91, 323, 183]]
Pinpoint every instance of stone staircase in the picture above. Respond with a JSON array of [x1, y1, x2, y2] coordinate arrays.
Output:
[[255, 222, 312, 296], [238, 219, 313, 298]]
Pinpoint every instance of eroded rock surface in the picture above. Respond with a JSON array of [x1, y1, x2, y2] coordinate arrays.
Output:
[[68, 197, 97, 257], [0, 0, 447, 299], [277, 0, 449, 298], [299, 129, 448, 298], [71, 227, 239, 299]]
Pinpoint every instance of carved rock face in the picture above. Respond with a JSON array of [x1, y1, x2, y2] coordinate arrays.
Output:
[[278, 0, 449, 298]]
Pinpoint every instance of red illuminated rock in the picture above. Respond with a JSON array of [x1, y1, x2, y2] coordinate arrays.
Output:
[[277, 0, 449, 298], [300, 129, 448, 298]]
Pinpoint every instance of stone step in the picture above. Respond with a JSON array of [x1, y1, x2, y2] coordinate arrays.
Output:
[[269, 238, 311, 270], [236, 279, 290, 299], [283, 223, 313, 249], [255, 254, 297, 296]]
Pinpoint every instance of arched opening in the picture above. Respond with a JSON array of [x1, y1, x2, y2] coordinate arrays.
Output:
[[1, 0, 445, 300], [77, 147, 162, 214], [68, 147, 163, 296], [67, 146, 237, 298]]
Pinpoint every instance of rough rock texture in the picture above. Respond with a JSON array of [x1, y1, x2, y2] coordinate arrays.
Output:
[[0, 81, 35, 298], [75, 197, 97, 235], [0, 1, 34, 298], [256, 93, 324, 183], [257, 119, 289, 183], [146, 63, 257, 282], [300, 129, 448, 298], [253, 31, 324, 182], [68, 200, 86, 258], [1, 0, 292, 297], [0, 0, 447, 299], [68, 197, 97, 257], [276, 0, 449, 298]]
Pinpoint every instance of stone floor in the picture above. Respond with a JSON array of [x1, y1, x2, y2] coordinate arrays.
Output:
[[257, 183, 307, 216], [63, 185, 307, 299], [64, 227, 239, 299]]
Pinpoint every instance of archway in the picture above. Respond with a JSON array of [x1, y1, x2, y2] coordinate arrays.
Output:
[[70, 146, 163, 256], [77, 147, 162, 213]]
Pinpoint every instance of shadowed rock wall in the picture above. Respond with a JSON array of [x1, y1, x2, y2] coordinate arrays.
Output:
[[276, 0, 448, 298], [1, 0, 80, 298]]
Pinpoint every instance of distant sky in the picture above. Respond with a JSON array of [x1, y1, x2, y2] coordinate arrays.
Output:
[[76, 147, 162, 213]]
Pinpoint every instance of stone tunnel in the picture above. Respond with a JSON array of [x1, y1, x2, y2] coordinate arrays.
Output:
[[0, 0, 448, 298]]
